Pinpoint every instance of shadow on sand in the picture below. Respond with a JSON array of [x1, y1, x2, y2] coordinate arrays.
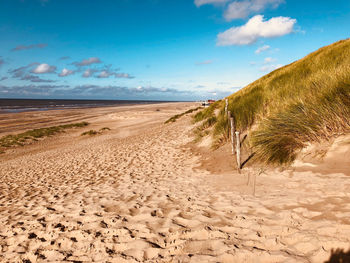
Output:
[[324, 248, 350, 263]]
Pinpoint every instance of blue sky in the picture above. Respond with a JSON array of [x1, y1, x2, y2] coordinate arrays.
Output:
[[0, 0, 349, 101]]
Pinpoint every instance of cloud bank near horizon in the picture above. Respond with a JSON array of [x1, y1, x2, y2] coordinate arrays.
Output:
[[0, 84, 194, 99]]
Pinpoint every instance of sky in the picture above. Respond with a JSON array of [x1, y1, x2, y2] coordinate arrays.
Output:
[[0, 0, 349, 101]]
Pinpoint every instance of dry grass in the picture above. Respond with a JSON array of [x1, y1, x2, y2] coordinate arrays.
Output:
[[81, 127, 111, 136], [195, 38, 350, 164], [81, 130, 99, 136], [193, 116, 217, 143], [165, 106, 203, 124], [193, 101, 221, 123], [252, 84, 350, 164], [0, 122, 89, 152]]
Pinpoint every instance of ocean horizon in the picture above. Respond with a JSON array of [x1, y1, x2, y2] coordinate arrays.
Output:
[[0, 98, 181, 114]]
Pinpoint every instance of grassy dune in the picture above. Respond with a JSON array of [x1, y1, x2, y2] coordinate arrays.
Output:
[[165, 106, 203, 124], [195, 38, 350, 164]]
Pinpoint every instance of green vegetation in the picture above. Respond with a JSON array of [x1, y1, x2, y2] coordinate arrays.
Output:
[[193, 100, 221, 122], [193, 116, 217, 143], [81, 130, 99, 136], [195, 38, 350, 164], [0, 122, 89, 151], [252, 85, 350, 164], [81, 127, 111, 136], [165, 106, 203, 124]]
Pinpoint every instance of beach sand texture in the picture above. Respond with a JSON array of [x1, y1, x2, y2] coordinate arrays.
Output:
[[0, 102, 349, 262]]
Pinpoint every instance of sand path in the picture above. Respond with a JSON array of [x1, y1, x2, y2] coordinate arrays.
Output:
[[0, 106, 349, 262]]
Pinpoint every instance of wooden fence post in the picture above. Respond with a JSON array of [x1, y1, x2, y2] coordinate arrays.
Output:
[[225, 98, 228, 115], [230, 117, 235, 154], [228, 111, 235, 154], [227, 110, 230, 139], [235, 131, 241, 173]]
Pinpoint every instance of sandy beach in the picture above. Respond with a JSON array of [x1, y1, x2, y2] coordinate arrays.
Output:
[[0, 102, 349, 262]]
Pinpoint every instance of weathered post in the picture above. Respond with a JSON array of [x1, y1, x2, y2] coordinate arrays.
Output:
[[235, 131, 241, 173], [227, 110, 230, 139], [225, 98, 228, 115], [227, 111, 235, 154], [230, 117, 235, 154]]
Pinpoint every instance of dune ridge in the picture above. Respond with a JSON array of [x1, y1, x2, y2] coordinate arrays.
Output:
[[195, 38, 350, 165]]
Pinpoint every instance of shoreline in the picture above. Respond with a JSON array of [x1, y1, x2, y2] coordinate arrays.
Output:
[[0, 99, 189, 114]]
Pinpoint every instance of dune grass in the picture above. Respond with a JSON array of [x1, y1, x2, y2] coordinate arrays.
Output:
[[252, 85, 350, 164], [165, 106, 203, 124], [81, 130, 99, 136], [193, 115, 218, 143], [81, 127, 111, 136], [0, 122, 89, 151], [193, 100, 221, 122], [195, 38, 350, 164]]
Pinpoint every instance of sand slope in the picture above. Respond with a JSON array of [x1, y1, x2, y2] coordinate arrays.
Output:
[[0, 104, 349, 262]]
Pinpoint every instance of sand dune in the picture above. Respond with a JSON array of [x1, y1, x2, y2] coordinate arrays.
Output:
[[0, 103, 349, 262]]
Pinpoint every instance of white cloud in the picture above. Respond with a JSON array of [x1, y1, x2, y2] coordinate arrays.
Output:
[[224, 0, 284, 21], [217, 15, 296, 46], [9, 63, 55, 82], [264, 57, 276, 63], [255, 44, 270, 54], [114, 73, 133, 79], [82, 69, 95, 78], [224, 1, 251, 20], [131, 86, 183, 94], [59, 68, 74, 77], [260, 63, 283, 72], [32, 63, 56, 74], [96, 70, 134, 79], [194, 0, 229, 7], [0, 84, 186, 98], [74, 57, 101, 67], [98, 70, 110, 78]]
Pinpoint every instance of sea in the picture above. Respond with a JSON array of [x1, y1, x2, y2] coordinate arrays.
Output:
[[0, 99, 172, 114]]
